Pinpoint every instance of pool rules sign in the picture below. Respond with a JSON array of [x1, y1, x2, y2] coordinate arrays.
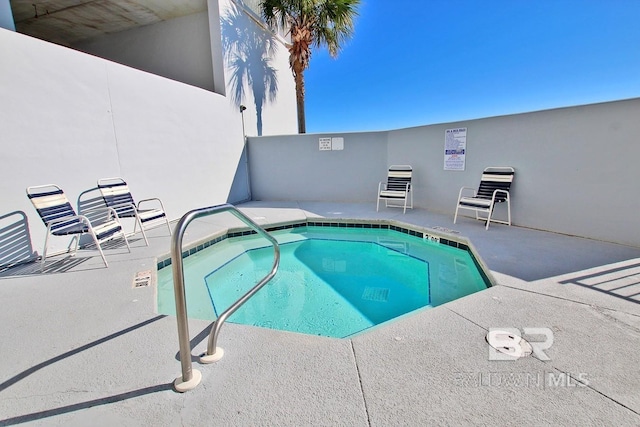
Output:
[[444, 127, 467, 171]]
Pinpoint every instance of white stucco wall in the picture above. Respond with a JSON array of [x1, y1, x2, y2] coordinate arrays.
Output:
[[249, 132, 388, 201], [217, 0, 296, 137], [0, 28, 244, 258], [248, 99, 640, 247]]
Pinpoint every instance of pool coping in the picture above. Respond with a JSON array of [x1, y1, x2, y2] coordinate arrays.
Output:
[[155, 217, 497, 288]]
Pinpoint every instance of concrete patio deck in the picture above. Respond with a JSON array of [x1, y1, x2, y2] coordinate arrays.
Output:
[[1, 201, 640, 426]]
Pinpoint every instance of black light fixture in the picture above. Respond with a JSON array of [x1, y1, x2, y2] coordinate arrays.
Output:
[[239, 105, 246, 138]]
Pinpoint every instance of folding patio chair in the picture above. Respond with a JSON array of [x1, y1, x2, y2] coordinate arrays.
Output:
[[376, 165, 413, 214], [27, 184, 130, 268], [453, 166, 515, 229], [97, 177, 171, 246]]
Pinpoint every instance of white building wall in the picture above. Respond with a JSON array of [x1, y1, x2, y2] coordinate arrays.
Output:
[[74, 12, 216, 93], [0, 28, 244, 258], [217, 0, 296, 137], [72, 0, 296, 138]]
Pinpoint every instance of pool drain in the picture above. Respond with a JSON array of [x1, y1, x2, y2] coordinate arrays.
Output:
[[486, 330, 532, 359], [362, 287, 390, 302]]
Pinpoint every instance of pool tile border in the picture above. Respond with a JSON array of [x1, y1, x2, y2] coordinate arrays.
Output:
[[156, 219, 495, 287]]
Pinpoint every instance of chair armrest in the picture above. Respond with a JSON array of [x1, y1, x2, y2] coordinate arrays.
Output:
[[45, 214, 88, 228], [137, 197, 166, 211], [457, 186, 477, 201], [378, 182, 387, 192], [83, 205, 127, 220], [45, 214, 103, 233], [491, 189, 510, 203]]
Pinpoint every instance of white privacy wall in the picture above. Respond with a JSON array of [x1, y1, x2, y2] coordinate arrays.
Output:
[[0, 28, 245, 256], [248, 98, 640, 247], [248, 132, 389, 202]]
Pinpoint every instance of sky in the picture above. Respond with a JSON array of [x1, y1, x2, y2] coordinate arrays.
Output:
[[303, 0, 640, 133]]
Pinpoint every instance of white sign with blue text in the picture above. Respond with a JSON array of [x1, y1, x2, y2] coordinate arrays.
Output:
[[444, 128, 467, 171]]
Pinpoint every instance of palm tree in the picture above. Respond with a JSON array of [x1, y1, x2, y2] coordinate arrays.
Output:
[[260, 0, 360, 133], [222, 3, 279, 136]]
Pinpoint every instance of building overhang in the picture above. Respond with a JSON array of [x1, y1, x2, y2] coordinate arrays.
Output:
[[10, 0, 208, 46]]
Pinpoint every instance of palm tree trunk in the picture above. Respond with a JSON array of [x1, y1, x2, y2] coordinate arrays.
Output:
[[294, 69, 306, 134]]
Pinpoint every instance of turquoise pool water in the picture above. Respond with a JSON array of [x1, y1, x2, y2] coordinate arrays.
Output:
[[157, 225, 490, 338]]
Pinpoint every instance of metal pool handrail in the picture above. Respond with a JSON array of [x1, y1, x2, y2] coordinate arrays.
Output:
[[171, 203, 280, 392]]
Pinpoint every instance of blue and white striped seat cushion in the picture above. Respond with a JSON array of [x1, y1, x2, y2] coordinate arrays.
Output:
[[381, 168, 411, 199], [379, 190, 409, 199], [90, 220, 124, 241], [28, 190, 80, 231], [137, 208, 167, 223], [99, 181, 166, 222], [459, 169, 513, 208], [98, 182, 136, 214], [458, 197, 493, 209], [386, 170, 411, 191], [475, 171, 514, 202], [29, 189, 122, 239]]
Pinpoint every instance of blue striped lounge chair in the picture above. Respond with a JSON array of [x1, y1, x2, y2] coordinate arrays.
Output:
[[377, 165, 413, 214], [97, 177, 171, 246], [27, 184, 130, 269], [454, 166, 515, 229]]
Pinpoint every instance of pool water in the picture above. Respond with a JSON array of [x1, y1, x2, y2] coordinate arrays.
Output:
[[156, 226, 490, 338]]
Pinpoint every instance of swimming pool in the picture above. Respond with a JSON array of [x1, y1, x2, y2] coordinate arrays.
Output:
[[156, 220, 493, 338]]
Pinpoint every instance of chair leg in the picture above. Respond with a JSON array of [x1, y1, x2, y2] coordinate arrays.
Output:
[[122, 230, 132, 253], [40, 232, 51, 271], [165, 217, 172, 236], [88, 230, 109, 268], [133, 215, 149, 246], [376, 196, 380, 212], [454, 204, 460, 224], [485, 204, 495, 230], [506, 196, 512, 226], [71, 235, 80, 255]]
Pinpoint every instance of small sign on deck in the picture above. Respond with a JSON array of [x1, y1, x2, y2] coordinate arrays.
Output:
[[133, 270, 152, 288]]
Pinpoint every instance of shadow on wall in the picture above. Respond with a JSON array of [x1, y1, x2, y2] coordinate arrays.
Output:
[[0, 211, 38, 271], [221, 2, 278, 136]]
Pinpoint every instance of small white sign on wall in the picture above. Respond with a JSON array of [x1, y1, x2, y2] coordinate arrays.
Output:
[[320, 137, 344, 151], [444, 127, 467, 171], [319, 137, 332, 151]]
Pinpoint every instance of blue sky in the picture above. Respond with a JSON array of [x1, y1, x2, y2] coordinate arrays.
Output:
[[303, 0, 640, 133]]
